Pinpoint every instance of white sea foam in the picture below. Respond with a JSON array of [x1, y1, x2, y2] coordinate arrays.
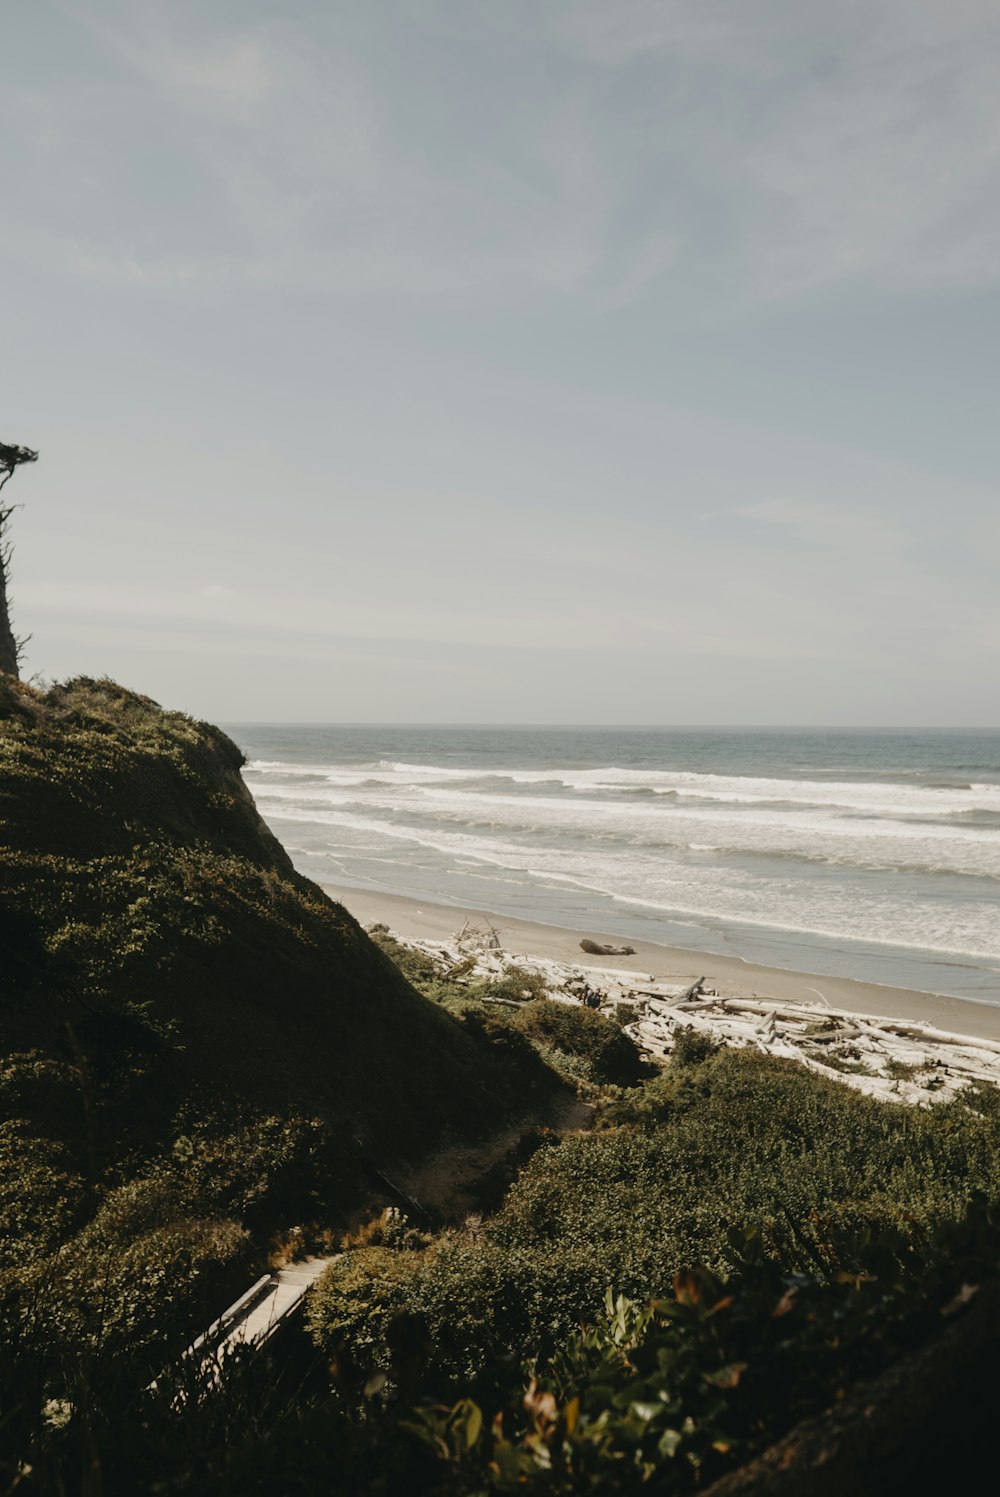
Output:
[[255, 800, 1000, 964], [246, 776, 1000, 881], [246, 758, 1000, 818], [241, 749, 1000, 977]]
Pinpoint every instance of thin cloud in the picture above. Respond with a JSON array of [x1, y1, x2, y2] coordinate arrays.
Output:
[[737, 498, 903, 551], [9, 0, 1000, 304]]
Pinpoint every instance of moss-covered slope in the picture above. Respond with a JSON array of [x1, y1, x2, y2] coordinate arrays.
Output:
[[0, 676, 547, 1187]]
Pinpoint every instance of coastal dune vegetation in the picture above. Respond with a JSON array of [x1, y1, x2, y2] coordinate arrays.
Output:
[[3, 675, 1000, 1492]]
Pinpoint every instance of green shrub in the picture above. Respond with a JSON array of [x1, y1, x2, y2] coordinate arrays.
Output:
[[504, 1000, 649, 1086], [404, 1197, 1000, 1495], [311, 1045, 1000, 1389], [480, 965, 551, 1004]]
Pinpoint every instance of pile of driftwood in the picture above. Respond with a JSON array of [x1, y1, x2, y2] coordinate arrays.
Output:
[[625, 989, 1000, 1105], [375, 923, 1000, 1107]]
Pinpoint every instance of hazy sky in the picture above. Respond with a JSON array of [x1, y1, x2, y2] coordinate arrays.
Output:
[[3, 0, 999, 724]]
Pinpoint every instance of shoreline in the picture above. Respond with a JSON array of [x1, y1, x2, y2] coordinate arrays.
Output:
[[324, 881, 1000, 1044]]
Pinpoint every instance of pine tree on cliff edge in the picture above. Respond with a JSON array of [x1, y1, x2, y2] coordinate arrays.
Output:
[[0, 442, 38, 678]]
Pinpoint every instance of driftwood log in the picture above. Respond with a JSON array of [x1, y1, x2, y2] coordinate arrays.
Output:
[[579, 939, 636, 956]]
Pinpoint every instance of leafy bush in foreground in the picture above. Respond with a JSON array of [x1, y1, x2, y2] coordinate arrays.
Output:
[[27, 1198, 1000, 1495], [402, 1201, 1000, 1495]]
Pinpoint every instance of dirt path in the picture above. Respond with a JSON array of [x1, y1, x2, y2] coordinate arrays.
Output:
[[400, 1091, 593, 1222]]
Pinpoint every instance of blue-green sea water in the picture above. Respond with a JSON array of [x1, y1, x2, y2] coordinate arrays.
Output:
[[226, 726, 1000, 1005]]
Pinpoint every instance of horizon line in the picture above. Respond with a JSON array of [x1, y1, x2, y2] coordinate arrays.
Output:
[[216, 720, 1000, 731]]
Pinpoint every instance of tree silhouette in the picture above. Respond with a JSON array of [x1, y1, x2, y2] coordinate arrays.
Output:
[[0, 441, 38, 677]]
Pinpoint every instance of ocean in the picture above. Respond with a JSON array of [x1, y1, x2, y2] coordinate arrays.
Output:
[[227, 725, 1000, 1005]]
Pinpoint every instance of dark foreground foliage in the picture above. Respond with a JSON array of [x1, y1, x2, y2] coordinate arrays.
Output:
[[10, 1197, 1000, 1495]]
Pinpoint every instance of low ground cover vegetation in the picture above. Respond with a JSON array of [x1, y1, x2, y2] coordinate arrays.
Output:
[[309, 1037, 1000, 1389]]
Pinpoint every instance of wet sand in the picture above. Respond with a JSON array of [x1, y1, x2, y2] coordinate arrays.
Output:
[[324, 881, 1000, 1044]]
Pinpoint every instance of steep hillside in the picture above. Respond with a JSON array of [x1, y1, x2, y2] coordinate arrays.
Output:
[[0, 674, 574, 1477], [0, 675, 559, 1206]]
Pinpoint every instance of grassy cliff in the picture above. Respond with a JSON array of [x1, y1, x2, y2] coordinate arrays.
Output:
[[0, 675, 553, 1160], [0, 675, 563, 1428]]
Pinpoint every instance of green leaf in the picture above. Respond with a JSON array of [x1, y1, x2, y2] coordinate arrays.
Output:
[[704, 1362, 748, 1390], [659, 1428, 683, 1458], [449, 1398, 483, 1454]]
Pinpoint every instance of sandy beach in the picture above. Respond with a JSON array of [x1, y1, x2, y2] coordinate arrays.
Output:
[[325, 881, 1000, 1045]]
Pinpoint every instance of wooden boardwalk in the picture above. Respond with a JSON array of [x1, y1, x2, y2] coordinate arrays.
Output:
[[174, 1258, 332, 1388]]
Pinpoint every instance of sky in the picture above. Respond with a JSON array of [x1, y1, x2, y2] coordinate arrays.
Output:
[[2, 0, 999, 725]]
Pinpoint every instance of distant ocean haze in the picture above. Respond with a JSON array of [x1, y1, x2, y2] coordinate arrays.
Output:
[[228, 726, 1000, 1005]]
